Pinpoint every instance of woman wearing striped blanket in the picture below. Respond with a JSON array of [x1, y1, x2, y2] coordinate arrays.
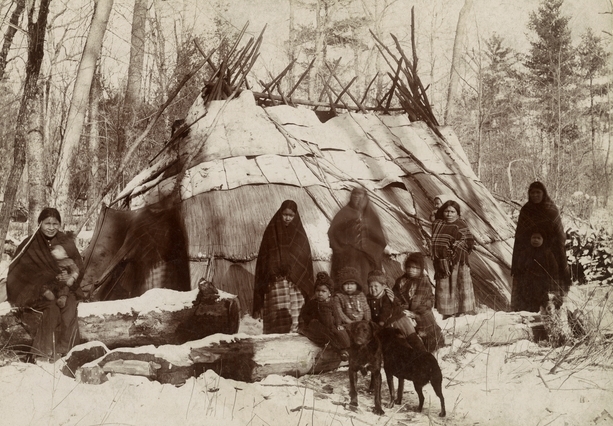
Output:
[[430, 200, 476, 319]]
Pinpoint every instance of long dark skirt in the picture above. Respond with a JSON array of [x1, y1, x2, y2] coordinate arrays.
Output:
[[30, 293, 80, 357], [511, 276, 549, 313]]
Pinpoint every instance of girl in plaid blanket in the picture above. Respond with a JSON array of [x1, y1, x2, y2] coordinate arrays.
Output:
[[431, 201, 476, 319], [394, 253, 444, 352], [367, 269, 427, 352]]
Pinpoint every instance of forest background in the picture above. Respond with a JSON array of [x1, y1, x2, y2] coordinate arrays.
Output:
[[0, 0, 611, 256]]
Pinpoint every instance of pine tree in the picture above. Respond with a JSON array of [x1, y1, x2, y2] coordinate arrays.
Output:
[[576, 28, 611, 204], [524, 0, 576, 198]]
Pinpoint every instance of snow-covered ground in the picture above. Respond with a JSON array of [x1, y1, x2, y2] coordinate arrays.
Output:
[[1, 312, 612, 426], [1, 222, 612, 425]]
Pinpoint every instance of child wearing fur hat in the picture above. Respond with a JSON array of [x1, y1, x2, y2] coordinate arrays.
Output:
[[333, 266, 371, 325], [393, 252, 445, 352], [298, 271, 351, 360], [367, 269, 427, 352], [512, 229, 559, 312]]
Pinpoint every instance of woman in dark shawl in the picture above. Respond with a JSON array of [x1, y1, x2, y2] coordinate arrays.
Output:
[[511, 182, 570, 310], [328, 187, 387, 294], [253, 200, 314, 334], [7, 207, 83, 360], [431, 200, 476, 319]]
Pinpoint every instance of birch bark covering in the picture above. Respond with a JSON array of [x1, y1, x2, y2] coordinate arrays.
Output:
[[52, 0, 113, 224]]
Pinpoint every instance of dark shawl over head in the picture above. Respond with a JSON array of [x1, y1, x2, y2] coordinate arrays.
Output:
[[253, 200, 314, 314], [7, 230, 83, 307], [512, 182, 569, 290], [327, 188, 386, 270]]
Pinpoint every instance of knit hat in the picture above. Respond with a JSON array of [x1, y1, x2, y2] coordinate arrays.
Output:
[[404, 252, 426, 273], [337, 266, 361, 289], [367, 269, 388, 286], [314, 271, 334, 293]]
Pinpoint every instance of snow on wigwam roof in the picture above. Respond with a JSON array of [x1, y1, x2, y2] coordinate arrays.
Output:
[[117, 90, 514, 310]]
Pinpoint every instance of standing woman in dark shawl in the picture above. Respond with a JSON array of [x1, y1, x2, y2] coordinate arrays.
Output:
[[431, 200, 476, 319], [7, 208, 83, 360], [328, 187, 387, 293], [253, 200, 314, 334], [511, 182, 570, 309]]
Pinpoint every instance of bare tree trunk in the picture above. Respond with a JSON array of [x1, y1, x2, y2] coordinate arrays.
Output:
[[309, 0, 326, 100], [444, 0, 473, 125], [476, 66, 483, 179], [119, 0, 147, 157], [87, 70, 101, 229], [554, 52, 562, 199], [0, 0, 26, 80], [0, 0, 51, 256], [604, 78, 612, 206], [26, 81, 46, 233], [52, 0, 113, 226], [288, 0, 296, 91], [152, 0, 168, 97]]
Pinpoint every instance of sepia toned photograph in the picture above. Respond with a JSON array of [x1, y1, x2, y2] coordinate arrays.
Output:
[[0, 0, 611, 425]]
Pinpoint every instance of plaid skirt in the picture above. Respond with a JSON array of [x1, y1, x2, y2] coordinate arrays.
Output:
[[263, 279, 305, 334], [435, 264, 475, 316]]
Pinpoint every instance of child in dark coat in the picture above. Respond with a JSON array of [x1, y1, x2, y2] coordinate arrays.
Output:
[[512, 229, 559, 312], [333, 266, 371, 325], [367, 269, 427, 352], [299, 272, 351, 360], [393, 253, 445, 352]]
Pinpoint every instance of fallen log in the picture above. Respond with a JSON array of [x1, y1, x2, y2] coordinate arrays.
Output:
[[0, 285, 240, 350], [440, 311, 542, 346], [74, 332, 343, 385]]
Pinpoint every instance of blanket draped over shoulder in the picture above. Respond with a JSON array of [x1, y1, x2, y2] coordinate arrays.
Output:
[[7, 230, 83, 307], [431, 219, 473, 270], [253, 201, 314, 314], [512, 188, 570, 291]]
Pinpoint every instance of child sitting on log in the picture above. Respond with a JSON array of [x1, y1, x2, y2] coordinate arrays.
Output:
[[298, 271, 350, 361], [366, 269, 427, 352], [393, 253, 444, 352], [333, 266, 371, 328], [41, 245, 83, 308]]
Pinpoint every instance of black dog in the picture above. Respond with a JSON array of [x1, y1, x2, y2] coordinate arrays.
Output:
[[378, 327, 446, 417], [346, 321, 384, 415]]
